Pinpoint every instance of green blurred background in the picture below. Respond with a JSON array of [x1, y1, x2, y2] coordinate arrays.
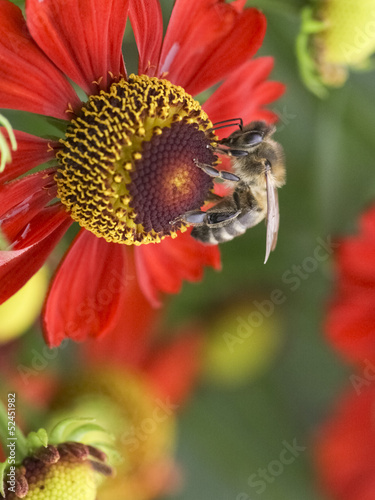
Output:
[[3, 0, 375, 498], [165, 1, 374, 499]]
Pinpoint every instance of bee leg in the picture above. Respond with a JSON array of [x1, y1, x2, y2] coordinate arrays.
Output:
[[212, 147, 249, 158], [233, 190, 241, 209], [206, 209, 241, 225], [193, 159, 240, 182], [170, 210, 207, 226], [204, 193, 242, 226], [206, 192, 223, 203]]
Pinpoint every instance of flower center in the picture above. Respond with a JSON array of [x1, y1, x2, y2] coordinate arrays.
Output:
[[56, 75, 217, 245]]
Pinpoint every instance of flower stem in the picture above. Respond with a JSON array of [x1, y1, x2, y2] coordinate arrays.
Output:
[[0, 400, 28, 462]]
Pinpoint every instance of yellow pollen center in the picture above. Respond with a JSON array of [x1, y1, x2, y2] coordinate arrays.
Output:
[[56, 75, 217, 245], [168, 169, 190, 191]]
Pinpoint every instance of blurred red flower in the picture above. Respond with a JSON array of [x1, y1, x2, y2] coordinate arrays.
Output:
[[0, 299, 204, 500], [1, 276, 203, 412], [81, 277, 204, 406], [59, 324, 205, 500], [315, 384, 375, 500], [325, 204, 375, 363], [0, 0, 284, 347]]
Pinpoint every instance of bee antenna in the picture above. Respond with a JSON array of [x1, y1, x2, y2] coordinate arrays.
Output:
[[207, 118, 243, 133]]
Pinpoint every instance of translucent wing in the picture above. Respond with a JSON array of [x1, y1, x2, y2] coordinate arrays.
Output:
[[264, 170, 280, 264]]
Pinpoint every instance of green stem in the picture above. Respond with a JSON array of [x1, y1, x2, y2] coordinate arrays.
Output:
[[0, 400, 28, 462]]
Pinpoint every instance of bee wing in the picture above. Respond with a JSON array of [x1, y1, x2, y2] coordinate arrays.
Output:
[[264, 171, 280, 264]]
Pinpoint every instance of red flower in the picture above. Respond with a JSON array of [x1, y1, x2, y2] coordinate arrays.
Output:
[[0, 0, 284, 347], [325, 204, 375, 363], [315, 384, 375, 500]]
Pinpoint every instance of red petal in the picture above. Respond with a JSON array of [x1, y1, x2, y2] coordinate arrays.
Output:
[[0, 129, 58, 183], [316, 386, 375, 500], [81, 249, 159, 368], [251, 109, 283, 123], [0, 0, 80, 118], [0, 205, 71, 304], [144, 330, 204, 405], [26, 0, 129, 95], [248, 80, 286, 110], [43, 230, 129, 347], [359, 204, 375, 238], [337, 236, 375, 287], [135, 230, 221, 307], [129, 0, 163, 76], [203, 57, 285, 136], [160, 0, 266, 96], [325, 291, 375, 364], [0, 169, 57, 242]]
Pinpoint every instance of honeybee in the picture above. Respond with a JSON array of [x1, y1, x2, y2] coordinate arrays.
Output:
[[177, 120, 285, 263]]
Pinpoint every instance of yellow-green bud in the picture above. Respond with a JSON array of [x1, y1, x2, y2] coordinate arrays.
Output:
[[297, 0, 375, 96]]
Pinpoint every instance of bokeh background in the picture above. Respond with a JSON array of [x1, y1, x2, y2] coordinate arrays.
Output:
[[2, 0, 375, 499]]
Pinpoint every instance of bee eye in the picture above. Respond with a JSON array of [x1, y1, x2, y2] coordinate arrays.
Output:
[[243, 131, 263, 146]]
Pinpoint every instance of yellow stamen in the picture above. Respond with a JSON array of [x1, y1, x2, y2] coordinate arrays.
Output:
[[56, 75, 216, 245]]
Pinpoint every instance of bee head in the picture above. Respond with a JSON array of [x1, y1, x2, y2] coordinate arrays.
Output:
[[219, 121, 276, 151]]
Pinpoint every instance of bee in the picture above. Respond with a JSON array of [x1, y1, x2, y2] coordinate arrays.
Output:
[[176, 120, 285, 263]]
